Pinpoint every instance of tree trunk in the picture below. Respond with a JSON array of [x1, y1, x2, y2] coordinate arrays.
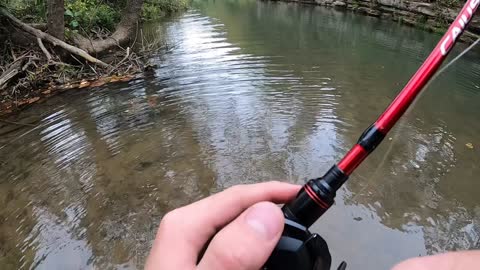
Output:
[[72, 0, 143, 54], [46, 0, 65, 40]]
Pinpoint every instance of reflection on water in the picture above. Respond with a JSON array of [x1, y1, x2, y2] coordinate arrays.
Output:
[[1, 0, 480, 269]]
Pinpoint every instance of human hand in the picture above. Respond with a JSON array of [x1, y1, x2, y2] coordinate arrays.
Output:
[[392, 251, 480, 270], [145, 181, 301, 270]]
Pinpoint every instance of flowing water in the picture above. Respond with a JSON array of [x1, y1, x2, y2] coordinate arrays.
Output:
[[2, 0, 480, 269]]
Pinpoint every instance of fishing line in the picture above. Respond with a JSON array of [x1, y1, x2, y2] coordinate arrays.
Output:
[[352, 37, 480, 201]]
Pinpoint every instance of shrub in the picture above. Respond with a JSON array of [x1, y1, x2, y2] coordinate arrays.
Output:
[[3, 0, 47, 22], [436, 0, 461, 8], [65, 0, 121, 32], [142, 0, 188, 21]]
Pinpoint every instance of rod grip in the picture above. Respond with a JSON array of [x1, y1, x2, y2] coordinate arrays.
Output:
[[282, 165, 348, 228], [282, 183, 332, 228]]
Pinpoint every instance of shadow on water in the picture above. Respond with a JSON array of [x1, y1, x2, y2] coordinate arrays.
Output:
[[1, 0, 480, 269]]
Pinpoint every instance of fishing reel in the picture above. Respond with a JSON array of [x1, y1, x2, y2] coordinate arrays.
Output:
[[265, 166, 349, 270], [265, 218, 346, 270]]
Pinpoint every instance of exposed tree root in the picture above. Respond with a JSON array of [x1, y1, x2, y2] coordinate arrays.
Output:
[[71, 0, 144, 54], [37, 38, 52, 62]]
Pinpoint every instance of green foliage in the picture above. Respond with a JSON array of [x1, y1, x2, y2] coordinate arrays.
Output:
[[3, 0, 188, 32], [65, 0, 120, 31], [436, 0, 461, 8], [4, 0, 46, 22], [142, 0, 188, 21], [142, 2, 164, 20]]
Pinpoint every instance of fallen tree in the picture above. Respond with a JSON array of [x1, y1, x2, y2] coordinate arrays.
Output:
[[0, 7, 110, 68]]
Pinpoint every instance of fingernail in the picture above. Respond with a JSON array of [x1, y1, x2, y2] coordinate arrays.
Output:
[[245, 202, 282, 240]]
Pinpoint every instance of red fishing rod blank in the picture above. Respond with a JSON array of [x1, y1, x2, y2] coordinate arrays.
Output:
[[338, 0, 480, 176], [282, 0, 480, 228], [267, 2, 480, 269]]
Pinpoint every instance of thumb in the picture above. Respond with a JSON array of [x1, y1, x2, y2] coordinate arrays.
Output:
[[197, 202, 284, 270]]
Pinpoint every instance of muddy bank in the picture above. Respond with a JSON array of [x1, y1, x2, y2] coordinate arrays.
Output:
[[0, 74, 143, 116], [265, 0, 480, 42], [0, 5, 166, 117]]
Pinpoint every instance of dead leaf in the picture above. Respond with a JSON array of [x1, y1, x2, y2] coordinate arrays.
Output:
[[64, 83, 75, 89], [120, 75, 134, 82], [79, 80, 90, 88], [27, 97, 40, 104], [14, 100, 27, 106], [109, 75, 121, 83], [147, 96, 158, 107], [90, 79, 107, 88], [42, 89, 51, 95], [466, 143, 474, 149]]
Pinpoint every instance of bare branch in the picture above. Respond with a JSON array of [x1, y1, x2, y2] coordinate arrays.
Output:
[[37, 37, 52, 61], [109, 47, 130, 75], [11, 48, 16, 61]]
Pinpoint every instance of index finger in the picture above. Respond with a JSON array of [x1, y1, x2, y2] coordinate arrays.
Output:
[[182, 181, 301, 248]]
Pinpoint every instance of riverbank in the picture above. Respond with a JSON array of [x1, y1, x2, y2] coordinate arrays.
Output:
[[0, 0, 187, 117], [0, 39, 150, 116], [0, 72, 143, 116], [265, 0, 480, 43]]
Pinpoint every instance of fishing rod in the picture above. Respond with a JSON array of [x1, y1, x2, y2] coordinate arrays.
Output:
[[265, 0, 480, 269]]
